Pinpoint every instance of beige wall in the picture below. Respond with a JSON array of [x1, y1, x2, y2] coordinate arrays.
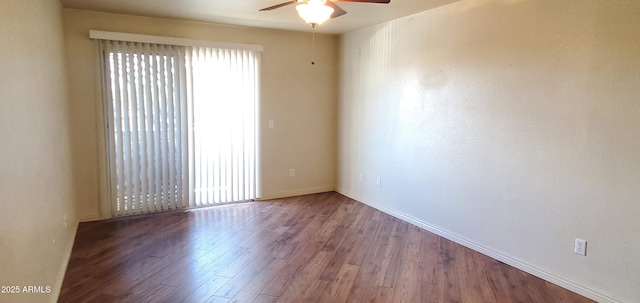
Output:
[[63, 9, 339, 220], [339, 0, 640, 301], [0, 0, 78, 302]]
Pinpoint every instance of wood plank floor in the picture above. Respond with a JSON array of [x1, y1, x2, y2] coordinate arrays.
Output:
[[59, 192, 594, 303]]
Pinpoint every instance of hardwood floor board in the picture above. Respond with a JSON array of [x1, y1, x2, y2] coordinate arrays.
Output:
[[116, 283, 176, 303], [515, 271, 553, 303], [69, 230, 114, 259], [456, 247, 486, 303], [72, 215, 162, 258], [59, 192, 595, 303], [272, 250, 335, 300], [284, 279, 331, 303], [347, 201, 376, 231], [274, 209, 302, 229], [545, 280, 585, 303], [259, 226, 291, 247], [354, 216, 403, 291], [179, 275, 230, 303], [146, 232, 193, 259], [400, 225, 421, 263], [251, 294, 278, 303], [215, 247, 266, 278], [501, 266, 533, 303], [269, 203, 336, 259], [139, 247, 219, 289], [194, 228, 245, 251], [437, 238, 463, 303], [83, 293, 119, 303], [485, 260, 518, 302], [165, 245, 247, 289], [417, 228, 439, 284], [317, 263, 360, 303], [466, 248, 499, 303], [99, 255, 170, 297], [344, 217, 381, 266], [317, 228, 353, 281], [375, 220, 407, 288], [341, 205, 381, 262], [203, 295, 231, 303], [161, 274, 229, 303], [146, 249, 239, 302], [346, 230, 393, 302], [92, 227, 187, 270], [271, 209, 349, 272], [62, 257, 110, 284], [70, 231, 148, 271], [419, 279, 441, 303], [313, 202, 352, 241], [210, 228, 256, 248], [365, 285, 395, 303], [235, 225, 288, 250], [367, 214, 397, 257], [277, 234, 327, 268], [213, 252, 276, 298], [58, 277, 104, 303], [237, 258, 298, 297], [321, 224, 350, 253], [257, 210, 293, 233], [227, 258, 288, 302], [391, 260, 420, 303], [270, 216, 327, 260], [345, 264, 379, 302]]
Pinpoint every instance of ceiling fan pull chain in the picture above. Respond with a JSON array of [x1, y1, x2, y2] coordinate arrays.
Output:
[[311, 27, 316, 65]]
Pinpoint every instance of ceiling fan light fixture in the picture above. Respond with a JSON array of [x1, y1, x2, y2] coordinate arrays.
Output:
[[296, 0, 334, 27]]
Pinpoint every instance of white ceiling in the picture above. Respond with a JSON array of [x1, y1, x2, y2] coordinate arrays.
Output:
[[61, 0, 461, 34]]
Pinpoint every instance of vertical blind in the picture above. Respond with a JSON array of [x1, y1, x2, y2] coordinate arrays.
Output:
[[100, 40, 259, 217], [187, 47, 258, 206]]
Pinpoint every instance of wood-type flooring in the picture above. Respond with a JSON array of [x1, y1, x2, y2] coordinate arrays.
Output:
[[59, 192, 594, 303]]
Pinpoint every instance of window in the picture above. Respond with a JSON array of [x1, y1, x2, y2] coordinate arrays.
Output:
[[99, 38, 260, 217]]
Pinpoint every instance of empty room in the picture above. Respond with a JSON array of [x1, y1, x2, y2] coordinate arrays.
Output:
[[1, 0, 639, 302]]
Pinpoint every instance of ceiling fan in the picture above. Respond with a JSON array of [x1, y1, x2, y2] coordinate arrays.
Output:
[[260, 0, 391, 27]]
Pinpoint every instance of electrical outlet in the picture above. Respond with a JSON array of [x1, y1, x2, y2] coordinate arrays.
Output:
[[64, 214, 68, 228], [289, 169, 295, 177], [574, 238, 587, 256], [359, 173, 364, 182], [376, 177, 381, 187], [268, 120, 274, 128]]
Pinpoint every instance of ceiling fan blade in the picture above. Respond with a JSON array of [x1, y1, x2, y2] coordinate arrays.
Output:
[[326, 1, 348, 18], [259, 1, 298, 11], [334, 0, 390, 3]]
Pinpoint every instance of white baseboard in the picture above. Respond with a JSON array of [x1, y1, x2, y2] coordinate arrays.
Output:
[[339, 191, 623, 303], [257, 185, 335, 200], [50, 221, 79, 303]]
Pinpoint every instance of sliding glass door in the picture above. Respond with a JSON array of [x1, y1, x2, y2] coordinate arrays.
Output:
[[100, 40, 259, 217]]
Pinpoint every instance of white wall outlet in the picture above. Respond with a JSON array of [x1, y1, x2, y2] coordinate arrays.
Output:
[[289, 169, 295, 177], [359, 173, 364, 182], [376, 177, 381, 187], [574, 238, 587, 256], [268, 120, 274, 128]]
